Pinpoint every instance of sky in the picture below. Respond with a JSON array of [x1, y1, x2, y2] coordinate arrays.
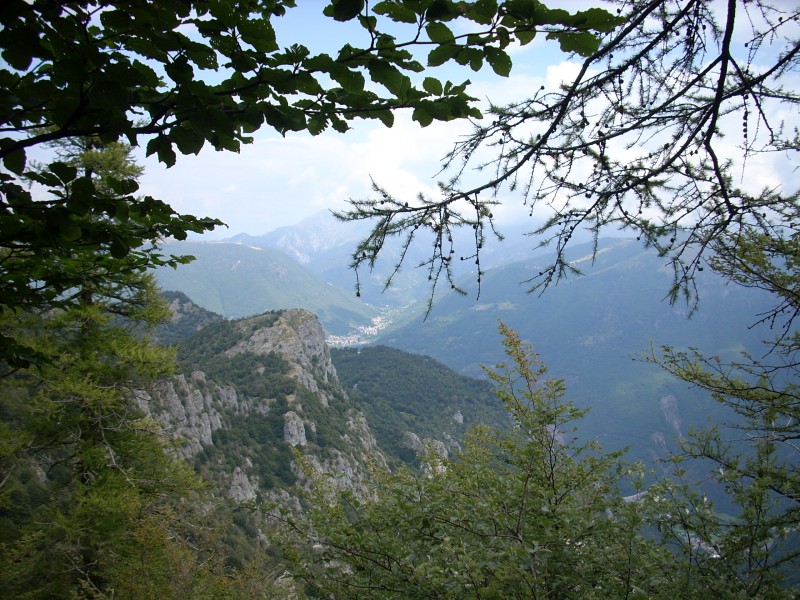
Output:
[[132, 2, 798, 240], [134, 3, 573, 238]]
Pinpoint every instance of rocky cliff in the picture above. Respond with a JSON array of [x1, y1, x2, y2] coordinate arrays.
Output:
[[140, 309, 386, 505]]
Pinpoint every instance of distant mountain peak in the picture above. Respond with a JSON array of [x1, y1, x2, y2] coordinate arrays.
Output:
[[227, 210, 365, 264]]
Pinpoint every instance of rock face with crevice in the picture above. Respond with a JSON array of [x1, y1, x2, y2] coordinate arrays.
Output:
[[135, 371, 236, 458], [283, 410, 307, 446]]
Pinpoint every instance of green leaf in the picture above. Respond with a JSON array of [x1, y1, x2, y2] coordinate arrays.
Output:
[[572, 8, 625, 33], [171, 127, 205, 155], [110, 238, 130, 259], [70, 176, 96, 201], [373, 1, 418, 24], [3, 148, 26, 175], [330, 116, 350, 133], [495, 25, 511, 49], [426, 0, 461, 21], [58, 218, 82, 242], [325, 0, 365, 22], [332, 68, 365, 94], [130, 59, 162, 87], [164, 58, 194, 83], [426, 22, 454, 44], [428, 44, 458, 67], [454, 47, 484, 71], [23, 169, 60, 188], [376, 33, 397, 52], [422, 77, 443, 96], [238, 19, 278, 52], [106, 176, 139, 195], [263, 106, 307, 134], [534, 6, 571, 26], [503, 0, 537, 19], [100, 8, 133, 30], [374, 110, 394, 127], [368, 59, 407, 96], [454, 47, 481, 68], [515, 28, 536, 45], [467, 0, 498, 25], [113, 201, 130, 222], [485, 48, 512, 77], [49, 162, 78, 184], [401, 58, 425, 73], [548, 31, 600, 57], [293, 71, 325, 95], [352, 15, 373, 34], [0, 28, 40, 71], [146, 137, 177, 168], [304, 53, 336, 71], [412, 106, 434, 127], [307, 115, 328, 136]]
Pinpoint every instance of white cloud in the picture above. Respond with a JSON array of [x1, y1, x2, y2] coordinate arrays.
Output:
[[136, 112, 476, 236], [135, 0, 799, 241]]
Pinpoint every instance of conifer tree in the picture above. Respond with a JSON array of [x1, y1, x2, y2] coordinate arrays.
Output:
[[0, 141, 234, 597]]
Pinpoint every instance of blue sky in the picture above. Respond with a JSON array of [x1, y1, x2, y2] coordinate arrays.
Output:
[[133, 1, 797, 240], [134, 3, 573, 237]]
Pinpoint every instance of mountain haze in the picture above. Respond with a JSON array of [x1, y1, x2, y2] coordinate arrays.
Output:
[[376, 237, 774, 462], [155, 221, 773, 467], [228, 210, 557, 307], [154, 240, 376, 335], [230, 211, 434, 307]]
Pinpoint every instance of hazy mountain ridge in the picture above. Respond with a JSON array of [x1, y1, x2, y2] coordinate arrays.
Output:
[[225, 210, 557, 307], [379, 237, 772, 371], [229, 211, 433, 307], [156, 221, 771, 471], [229, 210, 370, 265], [375, 236, 774, 464], [154, 240, 377, 335]]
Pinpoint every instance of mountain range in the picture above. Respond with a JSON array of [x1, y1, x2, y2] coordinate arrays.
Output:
[[227, 210, 560, 307], [375, 236, 774, 463], [155, 212, 776, 466], [139, 211, 785, 572]]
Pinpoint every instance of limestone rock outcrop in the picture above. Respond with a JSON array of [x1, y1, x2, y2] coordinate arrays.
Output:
[[142, 308, 385, 503]]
